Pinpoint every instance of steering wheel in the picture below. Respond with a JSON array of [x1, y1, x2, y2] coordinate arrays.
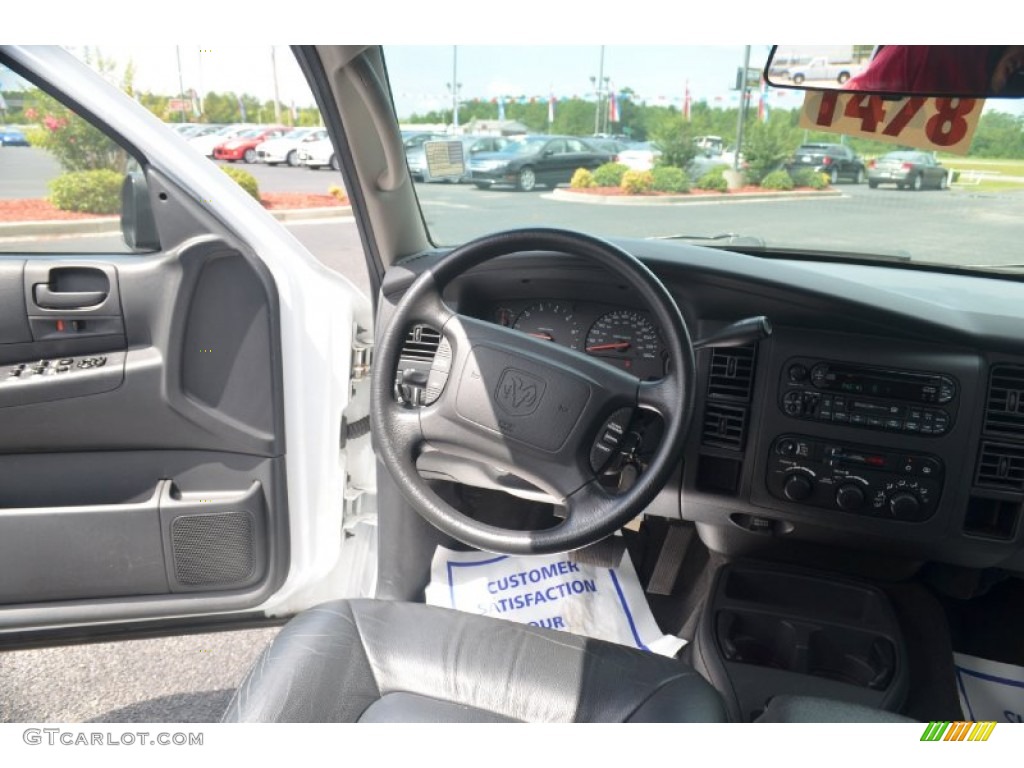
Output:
[[370, 228, 696, 555]]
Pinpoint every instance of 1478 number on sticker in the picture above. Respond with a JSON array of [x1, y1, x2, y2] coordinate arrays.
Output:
[[799, 92, 982, 155]]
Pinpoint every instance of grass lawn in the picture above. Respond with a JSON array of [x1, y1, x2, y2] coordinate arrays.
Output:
[[938, 157, 1024, 176]]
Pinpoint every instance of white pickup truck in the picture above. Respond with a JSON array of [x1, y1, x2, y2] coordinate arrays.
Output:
[[785, 57, 861, 85]]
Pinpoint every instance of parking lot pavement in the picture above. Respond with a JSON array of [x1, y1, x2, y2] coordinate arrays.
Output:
[[0, 627, 280, 723]]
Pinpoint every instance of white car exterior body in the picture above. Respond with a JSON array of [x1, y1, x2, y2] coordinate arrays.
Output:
[[256, 128, 328, 165]]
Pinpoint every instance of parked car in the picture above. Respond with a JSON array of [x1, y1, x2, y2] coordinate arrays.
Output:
[[402, 132, 449, 180], [408, 134, 511, 182], [297, 135, 339, 170], [616, 141, 661, 171], [0, 125, 29, 146], [212, 125, 289, 163], [469, 135, 614, 191], [867, 150, 951, 190], [785, 142, 866, 184], [255, 127, 327, 166], [781, 56, 862, 85], [187, 123, 257, 157], [589, 137, 632, 157]]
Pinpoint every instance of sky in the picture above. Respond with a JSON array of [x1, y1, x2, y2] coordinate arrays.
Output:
[[3, 4, 1019, 118], [2, 45, 776, 119]]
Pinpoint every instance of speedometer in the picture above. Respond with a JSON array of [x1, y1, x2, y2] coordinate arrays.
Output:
[[585, 310, 665, 380]]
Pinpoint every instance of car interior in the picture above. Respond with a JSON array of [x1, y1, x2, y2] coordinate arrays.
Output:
[[2, 43, 1024, 725]]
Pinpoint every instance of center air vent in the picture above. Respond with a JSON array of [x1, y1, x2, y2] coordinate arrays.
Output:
[[984, 365, 1024, 439], [702, 345, 757, 451], [707, 346, 756, 401], [703, 403, 748, 450], [975, 441, 1024, 492], [400, 325, 441, 363]]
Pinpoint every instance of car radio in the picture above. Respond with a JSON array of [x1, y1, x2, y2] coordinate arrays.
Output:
[[778, 358, 958, 436], [766, 434, 943, 522]]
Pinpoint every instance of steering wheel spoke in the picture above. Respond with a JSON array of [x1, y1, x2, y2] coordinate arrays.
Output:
[[638, 377, 679, 416]]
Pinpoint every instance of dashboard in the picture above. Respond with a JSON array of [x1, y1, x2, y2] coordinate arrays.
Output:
[[381, 240, 1024, 574]]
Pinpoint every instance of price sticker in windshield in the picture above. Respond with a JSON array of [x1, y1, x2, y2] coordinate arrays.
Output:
[[799, 92, 982, 155]]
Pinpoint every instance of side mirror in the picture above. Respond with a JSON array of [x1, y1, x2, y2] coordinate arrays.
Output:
[[121, 167, 160, 251]]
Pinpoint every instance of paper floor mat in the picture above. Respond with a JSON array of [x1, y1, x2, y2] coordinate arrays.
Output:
[[955, 652, 1024, 722], [425, 545, 685, 657]]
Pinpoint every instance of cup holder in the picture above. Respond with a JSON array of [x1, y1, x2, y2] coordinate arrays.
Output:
[[807, 630, 895, 690], [717, 610, 896, 690]]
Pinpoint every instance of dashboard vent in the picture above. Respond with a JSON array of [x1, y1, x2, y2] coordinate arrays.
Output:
[[984, 365, 1024, 439], [400, 325, 441, 363], [702, 403, 748, 451], [975, 441, 1024, 492], [707, 346, 756, 402]]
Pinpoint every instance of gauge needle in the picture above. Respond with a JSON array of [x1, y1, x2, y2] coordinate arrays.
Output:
[[587, 341, 631, 352], [528, 332, 554, 341]]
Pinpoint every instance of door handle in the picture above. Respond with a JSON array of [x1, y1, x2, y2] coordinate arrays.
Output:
[[33, 285, 107, 309]]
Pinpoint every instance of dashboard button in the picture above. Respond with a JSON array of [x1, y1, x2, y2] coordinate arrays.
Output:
[[833, 412, 850, 423], [884, 418, 902, 431], [866, 416, 883, 428], [788, 364, 808, 382], [904, 421, 920, 433]]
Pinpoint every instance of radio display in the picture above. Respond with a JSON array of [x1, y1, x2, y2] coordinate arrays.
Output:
[[808, 363, 955, 404]]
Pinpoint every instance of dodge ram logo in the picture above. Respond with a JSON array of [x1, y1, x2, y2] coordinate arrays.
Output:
[[494, 368, 546, 416]]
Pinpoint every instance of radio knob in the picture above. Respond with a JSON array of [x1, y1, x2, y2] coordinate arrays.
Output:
[[889, 492, 921, 521], [783, 473, 814, 502], [835, 483, 865, 511]]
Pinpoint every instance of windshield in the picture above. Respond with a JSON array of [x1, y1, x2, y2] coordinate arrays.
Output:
[[383, 45, 1024, 273]]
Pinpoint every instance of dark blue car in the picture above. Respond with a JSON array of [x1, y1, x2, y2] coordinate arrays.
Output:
[[0, 126, 29, 146]]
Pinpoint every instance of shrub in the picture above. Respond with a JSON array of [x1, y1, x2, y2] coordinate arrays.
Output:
[[23, 95, 127, 173], [221, 165, 260, 201], [696, 166, 729, 192], [592, 162, 628, 187], [328, 184, 349, 203], [48, 170, 124, 214], [651, 166, 689, 194], [742, 117, 799, 185], [760, 170, 795, 191], [570, 168, 597, 189], [790, 168, 828, 189], [650, 116, 698, 170], [621, 170, 653, 195]]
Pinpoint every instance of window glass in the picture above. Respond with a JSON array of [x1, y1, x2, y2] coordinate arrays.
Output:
[[0, 61, 146, 254]]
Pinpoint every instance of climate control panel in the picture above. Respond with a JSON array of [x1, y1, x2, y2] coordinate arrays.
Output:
[[766, 434, 943, 522]]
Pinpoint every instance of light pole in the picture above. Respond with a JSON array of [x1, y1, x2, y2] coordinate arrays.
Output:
[[733, 45, 752, 172], [270, 46, 282, 124], [590, 45, 606, 136], [175, 46, 187, 124], [447, 45, 461, 133]]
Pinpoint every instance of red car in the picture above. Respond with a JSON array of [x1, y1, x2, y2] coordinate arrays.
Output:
[[213, 125, 289, 163]]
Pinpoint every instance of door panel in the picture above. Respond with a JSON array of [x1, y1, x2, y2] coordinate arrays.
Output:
[[0, 239, 290, 637]]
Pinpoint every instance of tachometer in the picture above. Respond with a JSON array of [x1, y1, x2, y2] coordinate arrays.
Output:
[[585, 310, 665, 380], [513, 301, 581, 351]]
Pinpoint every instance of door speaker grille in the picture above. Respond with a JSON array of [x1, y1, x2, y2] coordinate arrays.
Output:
[[171, 511, 255, 586]]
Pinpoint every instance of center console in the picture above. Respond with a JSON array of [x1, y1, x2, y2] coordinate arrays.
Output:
[[692, 561, 908, 722]]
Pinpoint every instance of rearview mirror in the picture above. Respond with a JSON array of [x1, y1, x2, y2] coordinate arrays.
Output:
[[766, 45, 1024, 98]]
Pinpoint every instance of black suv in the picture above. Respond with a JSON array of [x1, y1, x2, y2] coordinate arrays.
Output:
[[786, 143, 866, 184]]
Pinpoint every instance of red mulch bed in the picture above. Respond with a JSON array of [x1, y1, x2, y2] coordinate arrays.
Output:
[[0, 193, 349, 223], [0, 199, 116, 222], [567, 185, 820, 197], [261, 192, 348, 209]]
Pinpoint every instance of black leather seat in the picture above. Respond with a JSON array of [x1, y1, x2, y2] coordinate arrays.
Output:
[[222, 599, 728, 722]]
